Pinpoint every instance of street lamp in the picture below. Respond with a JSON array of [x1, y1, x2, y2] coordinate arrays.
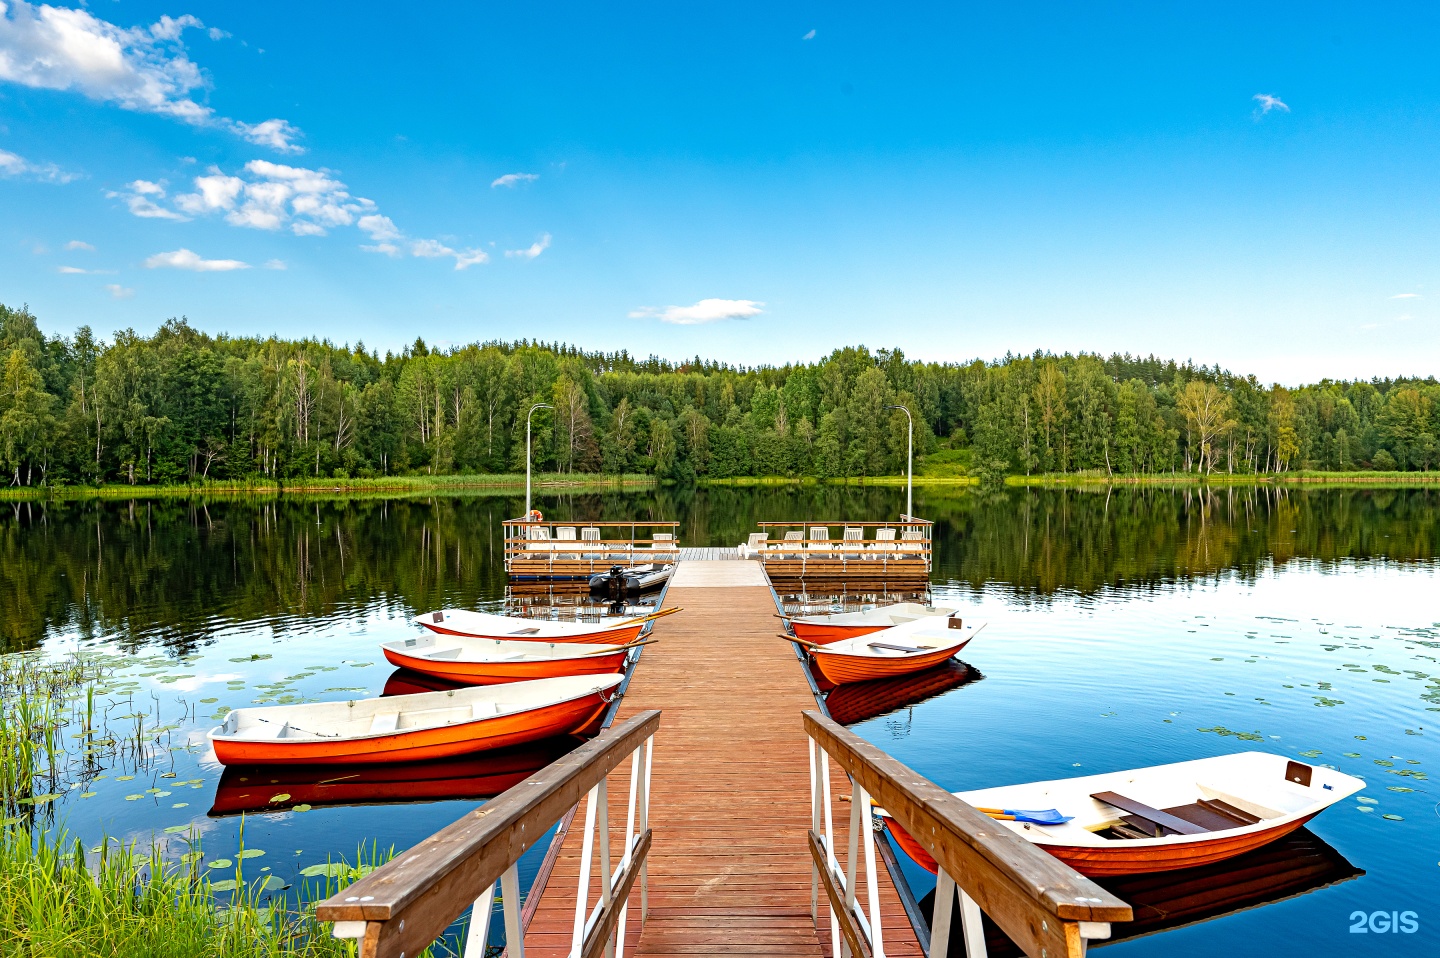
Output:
[[525, 402, 553, 520], [886, 404, 913, 520]]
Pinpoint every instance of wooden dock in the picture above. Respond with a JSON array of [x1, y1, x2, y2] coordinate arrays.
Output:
[[522, 559, 924, 957]]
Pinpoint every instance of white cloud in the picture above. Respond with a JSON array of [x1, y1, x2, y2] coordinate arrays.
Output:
[[263, 258, 285, 270], [491, 172, 538, 188], [57, 265, 87, 273], [125, 159, 491, 269], [110, 179, 189, 219], [453, 248, 488, 269], [0, 146, 78, 182], [1390, 292, 1420, 299], [105, 283, 134, 298], [410, 238, 454, 258], [629, 298, 765, 325], [1253, 93, 1289, 115], [65, 239, 94, 250], [505, 233, 551, 260], [144, 248, 249, 271], [0, 2, 302, 150], [802, 29, 816, 40]]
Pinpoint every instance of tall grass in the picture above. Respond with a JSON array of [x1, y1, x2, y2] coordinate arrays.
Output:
[[0, 824, 355, 958]]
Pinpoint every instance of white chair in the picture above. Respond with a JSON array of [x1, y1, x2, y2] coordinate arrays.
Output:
[[742, 532, 769, 559], [580, 526, 604, 560], [526, 526, 552, 552], [899, 530, 926, 555], [781, 530, 805, 558], [870, 528, 897, 553], [840, 527, 864, 559], [652, 532, 678, 559], [808, 526, 832, 553], [554, 526, 579, 559]]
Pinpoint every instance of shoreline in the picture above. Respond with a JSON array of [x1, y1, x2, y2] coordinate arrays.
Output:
[[4, 469, 1438, 501]]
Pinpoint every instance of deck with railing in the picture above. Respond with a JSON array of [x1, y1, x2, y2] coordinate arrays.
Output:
[[748, 519, 933, 586], [503, 520, 681, 581]]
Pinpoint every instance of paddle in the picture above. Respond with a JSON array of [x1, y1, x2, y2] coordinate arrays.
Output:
[[617, 606, 682, 627], [778, 634, 822, 651], [974, 806, 1073, 826], [581, 639, 659, 656]]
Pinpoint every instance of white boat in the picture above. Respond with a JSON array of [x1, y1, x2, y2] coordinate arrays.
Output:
[[382, 634, 639, 685], [784, 601, 957, 643], [879, 752, 1366, 877], [415, 607, 677, 644], [208, 674, 624, 766]]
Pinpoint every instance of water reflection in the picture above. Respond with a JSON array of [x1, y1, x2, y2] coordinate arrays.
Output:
[[917, 828, 1364, 955], [820, 661, 982, 724], [208, 739, 577, 816]]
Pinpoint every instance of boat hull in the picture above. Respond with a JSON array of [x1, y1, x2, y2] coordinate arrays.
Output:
[[886, 813, 1320, 877], [210, 689, 611, 766], [418, 621, 646, 645], [811, 638, 970, 685], [381, 646, 629, 685], [791, 622, 888, 644]]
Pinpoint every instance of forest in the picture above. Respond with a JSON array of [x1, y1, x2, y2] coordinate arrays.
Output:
[[2, 301, 1438, 487]]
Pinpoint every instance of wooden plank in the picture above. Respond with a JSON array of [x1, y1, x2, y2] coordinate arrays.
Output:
[[522, 578, 923, 958]]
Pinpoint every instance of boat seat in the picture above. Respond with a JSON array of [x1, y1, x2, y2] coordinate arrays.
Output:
[[1163, 797, 1263, 830], [472, 701, 502, 719], [252, 719, 290, 739], [1091, 790, 1209, 836], [369, 712, 401, 734]]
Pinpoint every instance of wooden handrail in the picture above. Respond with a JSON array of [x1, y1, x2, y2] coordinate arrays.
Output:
[[756, 519, 933, 527], [502, 520, 681, 527], [803, 710, 1131, 958], [316, 709, 662, 958]]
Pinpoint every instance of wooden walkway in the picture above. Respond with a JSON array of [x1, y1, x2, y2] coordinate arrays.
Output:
[[522, 561, 923, 957]]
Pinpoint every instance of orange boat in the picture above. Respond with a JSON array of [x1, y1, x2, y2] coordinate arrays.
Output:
[[207, 674, 623, 766], [784, 602, 957, 644], [380, 633, 639, 685], [415, 607, 677, 644], [796, 619, 985, 685], [207, 740, 574, 815], [880, 752, 1365, 877]]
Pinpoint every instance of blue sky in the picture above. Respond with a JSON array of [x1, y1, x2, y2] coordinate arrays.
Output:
[[1, 2, 1438, 382]]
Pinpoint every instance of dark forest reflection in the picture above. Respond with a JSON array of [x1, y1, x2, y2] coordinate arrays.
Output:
[[3, 485, 1438, 653]]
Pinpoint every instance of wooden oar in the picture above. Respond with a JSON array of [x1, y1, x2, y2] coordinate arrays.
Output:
[[975, 806, 1073, 825], [580, 638, 658, 656], [617, 606, 682, 627], [778, 633, 822, 651]]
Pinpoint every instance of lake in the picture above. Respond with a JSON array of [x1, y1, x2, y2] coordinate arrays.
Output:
[[2, 485, 1437, 955]]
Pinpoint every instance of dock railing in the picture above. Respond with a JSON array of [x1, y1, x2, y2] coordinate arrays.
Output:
[[756, 517, 933, 580], [803, 711, 1132, 958], [502, 520, 681, 580], [317, 709, 661, 958]]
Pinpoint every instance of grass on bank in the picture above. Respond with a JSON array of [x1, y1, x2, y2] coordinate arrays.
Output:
[[0, 472, 656, 502], [0, 824, 362, 958]]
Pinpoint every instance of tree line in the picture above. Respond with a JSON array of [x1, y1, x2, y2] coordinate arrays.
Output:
[[2, 302, 1438, 486]]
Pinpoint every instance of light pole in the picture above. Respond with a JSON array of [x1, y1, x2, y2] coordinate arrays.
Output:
[[886, 404, 913, 519], [525, 402, 553, 520]]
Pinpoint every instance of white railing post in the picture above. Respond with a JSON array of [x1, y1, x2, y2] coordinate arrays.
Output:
[[808, 737, 820, 923], [819, 748, 841, 958], [462, 881, 496, 958], [571, 784, 600, 956], [857, 784, 884, 958], [959, 889, 986, 958], [502, 863, 525, 958], [930, 870, 954, 958], [597, 778, 614, 958]]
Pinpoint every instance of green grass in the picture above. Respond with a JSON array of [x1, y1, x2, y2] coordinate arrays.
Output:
[[0, 824, 358, 958], [0, 473, 657, 502]]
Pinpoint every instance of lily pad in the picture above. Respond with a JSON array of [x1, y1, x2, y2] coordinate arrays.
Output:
[[208, 859, 233, 869], [1382, 814, 1404, 821], [236, 848, 265, 860], [293, 804, 313, 812], [300, 862, 348, 878], [269, 793, 291, 804], [210, 879, 240, 892], [1357, 796, 1379, 804], [164, 825, 193, 834], [124, 794, 143, 801]]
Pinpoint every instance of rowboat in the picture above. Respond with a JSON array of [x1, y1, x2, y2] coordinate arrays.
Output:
[[207, 674, 623, 766], [588, 563, 674, 597], [415, 606, 678, 644], [208, 740, 573, 815], [381, 633, 641, 685], [794, 618, 985, 685], [880, 752, 1365, 877], [931, 827, 1362, 957], [783, 601, 957, 644]]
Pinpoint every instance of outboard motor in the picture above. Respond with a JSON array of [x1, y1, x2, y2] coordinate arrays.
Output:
[[590, 565, 629, 604]]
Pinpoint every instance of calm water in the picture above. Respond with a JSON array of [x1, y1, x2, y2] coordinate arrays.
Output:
[[2, 485, 1437, 954]]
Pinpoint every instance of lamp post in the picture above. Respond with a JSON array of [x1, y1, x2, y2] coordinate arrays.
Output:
[[525, 402, 553, 521], [886, 404, 913, 520]]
